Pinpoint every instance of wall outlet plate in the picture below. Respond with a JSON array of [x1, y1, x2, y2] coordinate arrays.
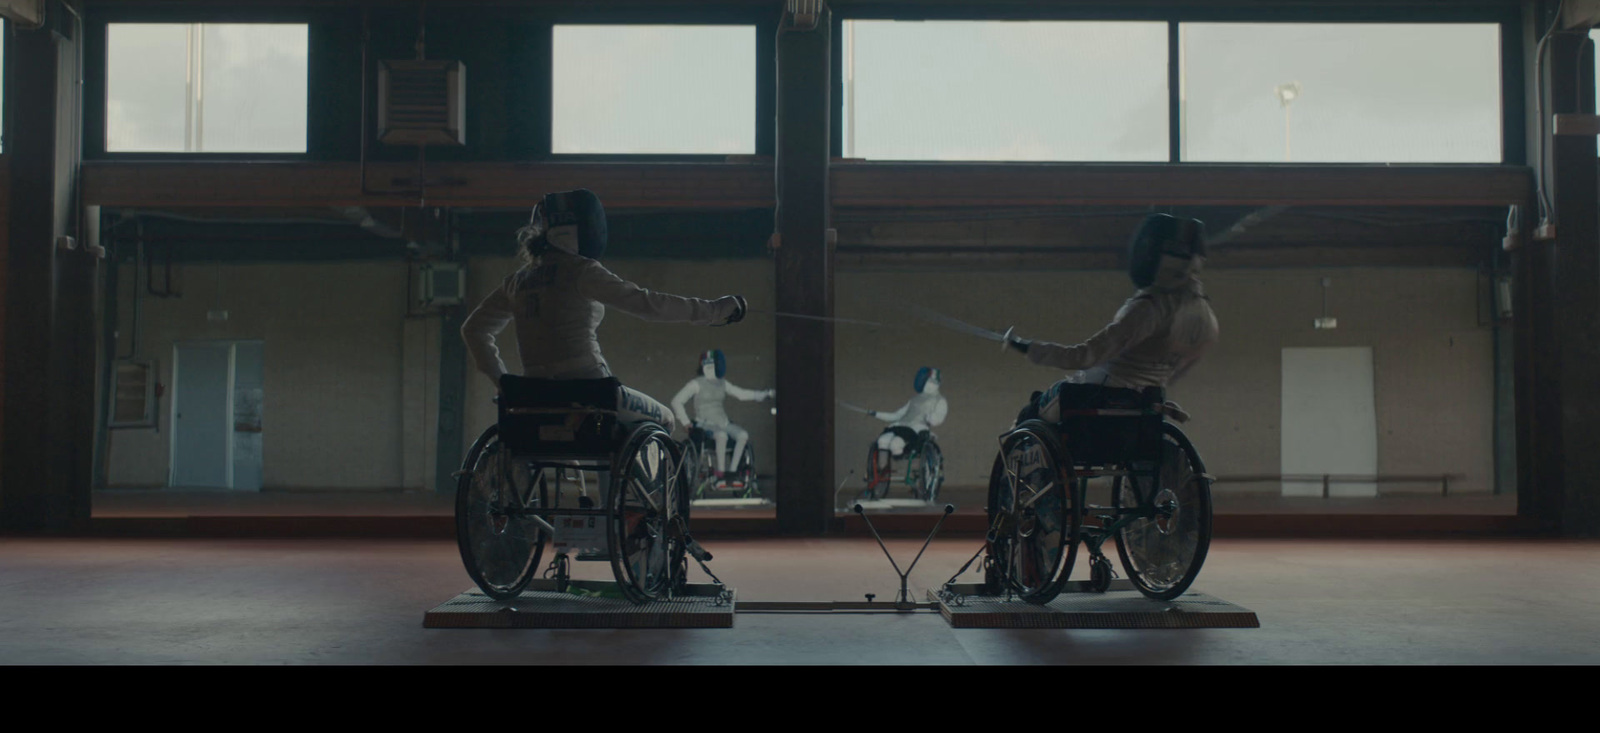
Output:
[[207, 310, 229, 323], [1313, 317, 1338, 330]]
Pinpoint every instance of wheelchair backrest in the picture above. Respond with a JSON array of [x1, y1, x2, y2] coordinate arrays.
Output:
[[497, 375, 620, 456], [1054, 385, 1165, 467]]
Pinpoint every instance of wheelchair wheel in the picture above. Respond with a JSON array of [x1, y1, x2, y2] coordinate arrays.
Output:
[[1112, 423, 1212, 601], [986, 420, 1079, 604], [682, 439, 714, 499], [737, 445, 759, 499], [456, 425, 549, 601], [917, 441, 944, 503], [608, 424, 688, 604]]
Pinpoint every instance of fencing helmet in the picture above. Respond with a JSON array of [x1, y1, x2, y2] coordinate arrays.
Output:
[[914, 367, 940, 393], [1128, 214, 1207, 289], [517, 188, 608, 260], [699, 350, 727, 379]]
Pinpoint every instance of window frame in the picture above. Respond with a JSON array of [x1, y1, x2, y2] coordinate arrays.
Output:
[[85, 8, 326, 161], [830, 4, 1522, 166], [541, 18, 771, 161]]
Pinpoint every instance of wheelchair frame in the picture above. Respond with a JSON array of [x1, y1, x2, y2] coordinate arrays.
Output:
[[964, 403, 1213, 605], [860, 429, 944, 504], [455, 403, 726, 606], [679, 428, 760, 500]]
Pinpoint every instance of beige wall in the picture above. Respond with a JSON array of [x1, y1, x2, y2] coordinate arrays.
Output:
[[107, 257, 1491, 503], [834, 267, 1495, 507], [109, 256, 777, 491]]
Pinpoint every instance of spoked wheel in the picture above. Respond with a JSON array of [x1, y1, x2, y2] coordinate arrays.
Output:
[[858, 445, 892, 503], [608, 424, 687, 604], [1112, 423, 1212, 601], [736, 445, 758, 499], [917, 441, 944, 504], [683, 440, 715, 500], [455, 425, 548, 601], [986, 420, 1080, 604]]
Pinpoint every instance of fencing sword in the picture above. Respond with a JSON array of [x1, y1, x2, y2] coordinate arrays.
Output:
[[900, 305, 1019, 352], [837, 401, 874, 415], [747, 309, 894, 329]]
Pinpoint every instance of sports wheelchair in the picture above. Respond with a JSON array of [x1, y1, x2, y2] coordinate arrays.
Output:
[[858, 426, 944, 504], [454, 375, 719, 605], [679, 426, 759, 500], [978, 384, 1212, 603]]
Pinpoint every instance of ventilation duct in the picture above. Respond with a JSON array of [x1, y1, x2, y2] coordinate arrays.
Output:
[[378, 60, 466, 146]]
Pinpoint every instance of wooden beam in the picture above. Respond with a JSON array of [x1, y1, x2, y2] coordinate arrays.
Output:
[[82, 161, 777, 209], [832, 163, 1533, 208], [83, 160, 1533, 211], [772, 9, 834, 536]]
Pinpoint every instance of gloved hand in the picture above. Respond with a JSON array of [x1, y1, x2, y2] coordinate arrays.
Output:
[[1008, 336, 1032, 355], [765, 389, 777, 400], [715, 295, 747, 326], [867, 410, 877, 417]]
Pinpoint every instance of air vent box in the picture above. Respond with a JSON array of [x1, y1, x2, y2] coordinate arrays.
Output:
[[378, 60, 466, 146]]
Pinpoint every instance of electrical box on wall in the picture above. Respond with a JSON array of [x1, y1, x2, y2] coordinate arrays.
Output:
[[378, 60, 467, 146], [417, 262, 465, 309]]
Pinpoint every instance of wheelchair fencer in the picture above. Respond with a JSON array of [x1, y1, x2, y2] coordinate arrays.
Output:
[[857, 367, 948, 504], [455, 375, 726, 605], [671, 350, 773, 500], [943, 213, 1220, 604]]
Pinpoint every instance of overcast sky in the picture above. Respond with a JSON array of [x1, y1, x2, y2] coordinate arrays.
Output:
[[94, 20, 1509, 162]]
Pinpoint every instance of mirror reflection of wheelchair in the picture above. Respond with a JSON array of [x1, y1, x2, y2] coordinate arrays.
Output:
[[981, 384, 1211, 605], [859, 426, 944, 505], [679, 425, 760, 500], [454, 375, 718, 605]]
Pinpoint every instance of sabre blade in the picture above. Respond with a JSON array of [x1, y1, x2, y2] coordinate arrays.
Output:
[[751, 309, 890, 328], [901, 305, 1008, 343], [837, 401, 873, 415]]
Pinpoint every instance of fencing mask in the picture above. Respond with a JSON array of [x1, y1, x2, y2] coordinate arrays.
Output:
[[519, 189, 608, 260], [1129, 214, 1207, 289]]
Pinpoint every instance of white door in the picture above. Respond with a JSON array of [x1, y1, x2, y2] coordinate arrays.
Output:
[[171, 340, 264, 490], [171, 342, 233, 488], [1280, 347, 1378, 497]]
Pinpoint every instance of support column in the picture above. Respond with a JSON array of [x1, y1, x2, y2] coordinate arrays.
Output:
[[1516, 14, 1600, 536], [773, 7, 833, 535], [2, 12, 95, 532], [435, 301, 467, 493]]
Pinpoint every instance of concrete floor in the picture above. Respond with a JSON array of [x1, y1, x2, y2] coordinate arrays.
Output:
[[2, 536, 1595, 664], [90, 488, 1516, 517]]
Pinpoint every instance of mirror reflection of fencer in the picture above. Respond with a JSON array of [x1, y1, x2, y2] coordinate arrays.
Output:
[[460, 188, 750, 496], [1006, 213, 1219, 423], [854, 367, 949, 502], [868, 367, 949, 455], [671, 349, 774, 491]]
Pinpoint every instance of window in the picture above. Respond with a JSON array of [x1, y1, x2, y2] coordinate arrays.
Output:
[[106, 23, 309, 153], [841, 20, 1169, 162], [551, 24, 756, 155], [1180, 23, 1501, 163]]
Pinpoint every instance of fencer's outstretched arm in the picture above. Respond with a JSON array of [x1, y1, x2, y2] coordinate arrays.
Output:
[[1022, 298, 1162, 372], [670, 380, 700, 427], [872, 401, 911, 422], [578, 261, 740, 325], [724, 383, 773, 401], [460, 279, 515, 381]]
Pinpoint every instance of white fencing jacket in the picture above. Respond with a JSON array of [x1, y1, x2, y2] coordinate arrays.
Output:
[[462, 251, 739, 381], [1025, 277, 1219, 389], [671, 377, 769, 428]]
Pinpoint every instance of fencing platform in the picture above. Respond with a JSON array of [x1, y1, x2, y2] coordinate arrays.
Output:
[[932, 581, 1260, 629], [424, 580, 735, 629]]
